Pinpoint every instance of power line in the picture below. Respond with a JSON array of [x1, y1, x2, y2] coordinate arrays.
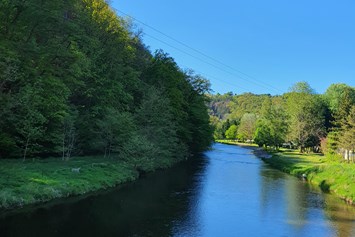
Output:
[[116, 9, 283, 94], [178, 64, 252, 93], [11, 3, 280, 92], [17, 2, 282, 94], [144, 32, 279, 94]]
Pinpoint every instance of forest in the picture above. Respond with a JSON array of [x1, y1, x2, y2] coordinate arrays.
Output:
[[0, 0, 213, 169], [209, 82, 355, 162]]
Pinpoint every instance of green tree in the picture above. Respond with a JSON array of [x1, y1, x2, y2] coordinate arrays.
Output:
[[13, 86, 47, 160], [289, 81, 315, 94], [238, 113, 257, 141], [323, 83, 355, 115], [97, 109, 135, 158], [254, 97, 288, 149], [338, 105, 355, 163], [62, 108, 78, 160], [135, 87, 181, 164], [254, 120, 272, 147], [225, 125, 238, 140], [0, 0, 213, 162], [285, 82, 326, 152]]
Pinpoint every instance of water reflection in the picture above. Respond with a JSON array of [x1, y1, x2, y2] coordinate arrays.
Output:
[[260, 162, 355, 237], [0, 143, 354, 237], [0, 157, 208, 237], [323, 192, 355, 237]]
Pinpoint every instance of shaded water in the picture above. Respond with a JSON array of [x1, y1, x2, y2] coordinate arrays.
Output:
[[1, 143, 354, 236]]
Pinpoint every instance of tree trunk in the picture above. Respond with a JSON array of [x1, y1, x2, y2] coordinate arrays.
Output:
[[23, 137, 30, 161], [62, 132, 65, 161]]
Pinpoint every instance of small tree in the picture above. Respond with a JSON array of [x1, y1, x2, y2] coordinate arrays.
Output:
[[254, 120, 271, 147], [62, 109, 78, 160], [285, 83, 326, 152], [225, 125, 238, 140], [338, 105, 355, 163], [13, 86, 46, 160], [238, 113, 257, 141]]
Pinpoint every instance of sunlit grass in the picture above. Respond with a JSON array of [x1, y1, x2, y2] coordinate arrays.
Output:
[[216, 141, 355, 204], [216, 139, 259, 147], [264, 150, 355, 204], [0, 156, 139, 209]]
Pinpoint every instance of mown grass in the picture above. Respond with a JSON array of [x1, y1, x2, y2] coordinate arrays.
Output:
[[262, 150, 355, 205], [216, 141, 355, 204], [216, 140, 259, 148], [0, 156, 140, 209]]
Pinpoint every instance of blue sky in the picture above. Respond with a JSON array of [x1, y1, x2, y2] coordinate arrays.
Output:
[[112, 0, 355, 95]]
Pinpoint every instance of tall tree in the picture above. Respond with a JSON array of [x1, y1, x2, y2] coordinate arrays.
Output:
[[254, 97, 288, 149], [238, 113, 257, 141], [285, 82, 326, 152], [338, 105, 355, 163], [225, 125, 238, 140]]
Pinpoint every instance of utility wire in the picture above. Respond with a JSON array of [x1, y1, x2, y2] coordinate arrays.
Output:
[[19, 2, 282, 94], [144, 32, 278, 94], [178, 64, 252, 93], [116, 9, 283, 94]]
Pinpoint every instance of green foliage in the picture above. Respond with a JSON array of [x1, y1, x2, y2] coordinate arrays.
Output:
[[289, 81, 315, 94], [209, 81, 354, 159], [323, 83, 355, 115], [254, 97, 288, 149], [238, 113, 257, 141], [225, 125, 238, 139], [263, 151, 355, 203], [134, 87, 182, 164], [325, 131, 339, 155], [0, 0, 213, 163], [0, 156, 139, 209], [229, 93, 270, 121], [254, 120, 272, 147], [284, 86, 326, 152], [338, 105, 355, 162]]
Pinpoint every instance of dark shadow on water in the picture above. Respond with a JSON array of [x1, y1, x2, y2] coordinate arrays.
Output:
[[0, 155, 209, 237], [1, 144, 355, 237]]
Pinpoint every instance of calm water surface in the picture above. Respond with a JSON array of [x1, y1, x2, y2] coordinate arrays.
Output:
[[1, 143, 354, 237]]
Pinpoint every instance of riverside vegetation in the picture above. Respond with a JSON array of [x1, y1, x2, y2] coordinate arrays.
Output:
[[218, 138, 355, 204], [0, 0, 213, 209], [210, 82, 355, 204]]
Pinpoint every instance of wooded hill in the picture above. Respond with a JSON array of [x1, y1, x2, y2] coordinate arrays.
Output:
[[209, 82, 355, 161], [0, 0, 213, 169]]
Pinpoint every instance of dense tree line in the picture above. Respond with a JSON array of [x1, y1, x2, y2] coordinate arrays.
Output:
[[210, 82, 355, 162], [0, 0, 213, 168]]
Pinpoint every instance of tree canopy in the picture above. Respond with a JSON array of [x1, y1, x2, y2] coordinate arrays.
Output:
[[0, 0, 213, 166], [209, 82, 355, 159]]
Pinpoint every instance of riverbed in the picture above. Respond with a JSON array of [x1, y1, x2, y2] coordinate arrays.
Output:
[[1, 143, 354, 236]]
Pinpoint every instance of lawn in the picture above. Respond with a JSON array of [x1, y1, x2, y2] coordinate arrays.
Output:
[[217, 141, 355, 205], [0, 156, 139, 209], [263, 149, 355, 205]]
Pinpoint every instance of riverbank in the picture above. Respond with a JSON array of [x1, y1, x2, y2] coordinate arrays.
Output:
[[217, 140, 355, 205], [0, 156, 179, 210], [216, 140, 272, 158]]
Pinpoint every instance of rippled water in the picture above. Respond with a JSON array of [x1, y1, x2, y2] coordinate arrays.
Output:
[[1, 143, 354, 237]]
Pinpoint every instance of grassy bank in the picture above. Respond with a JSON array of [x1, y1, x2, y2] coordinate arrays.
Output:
[[217, 140, 355, 205], [262, 151, 355, 205], [0, 157, 143, 210], [216, 140, 258, 148]]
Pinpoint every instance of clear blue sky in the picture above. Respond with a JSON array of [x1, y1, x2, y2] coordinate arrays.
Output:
[[112, 0, 355, 95]]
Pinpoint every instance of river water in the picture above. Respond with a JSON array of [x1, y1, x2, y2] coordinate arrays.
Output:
[[1, 143, 354, 237]]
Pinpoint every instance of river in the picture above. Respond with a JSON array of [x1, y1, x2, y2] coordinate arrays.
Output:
[[1, 143, 354, 237]]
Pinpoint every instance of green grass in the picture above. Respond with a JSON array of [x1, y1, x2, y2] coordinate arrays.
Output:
[[216, 139, 259, 147], [216, 141, 355, 205], [262, 150, 355, 205], [0, 156, 140, 209]]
